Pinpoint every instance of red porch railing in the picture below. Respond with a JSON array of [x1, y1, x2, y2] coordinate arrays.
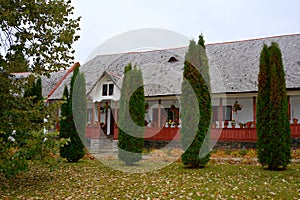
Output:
[[112, 127, 180, 141], [291, 124, 300, 138], [86, 124, 300, 141], [210, 128, 257, 142]]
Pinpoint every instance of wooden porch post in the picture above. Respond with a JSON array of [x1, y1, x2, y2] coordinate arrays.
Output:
[[97, 102, 101, 124], [114, 101, 118, 126], [253, 96, 256, 127], [219, 97, 223, 128], [92, 102, 95, 125], [105, 102, 108, 126], [158, 100, 161, 128]]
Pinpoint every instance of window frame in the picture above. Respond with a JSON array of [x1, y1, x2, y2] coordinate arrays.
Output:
[[102, 83, 114, 96], [102, 84, 108, 96], [108, 84, 114, 96]]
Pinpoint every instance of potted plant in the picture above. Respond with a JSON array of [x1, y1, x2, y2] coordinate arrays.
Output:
[[224, 120, 229, 128], [174, 119, 180, 127], [231, 120, 236, 128], [245, 121, 253, 128], [238, 122, 244, 128], [211, 121, 217, 128], [168, 120, 172, 127], [293, 118, 298, 124], [232, 100, 243, 114]]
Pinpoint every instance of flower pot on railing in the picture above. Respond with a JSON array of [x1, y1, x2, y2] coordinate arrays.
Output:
[[238, 122, 244, 128], [224, 121, 229, 128], [293, 118, 298, 124], [231, 120, 236, 128]]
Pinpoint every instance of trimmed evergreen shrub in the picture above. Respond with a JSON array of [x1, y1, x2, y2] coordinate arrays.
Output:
[[257, 44, 271, 166], [59, 66, 85, 163], [118, 64, 145, 165], [180, 35, 212, 168], [257, 42, 291, 170], [72, 71, 87, 142]]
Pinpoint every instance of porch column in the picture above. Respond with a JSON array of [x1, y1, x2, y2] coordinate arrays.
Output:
[[105, 102, 108, 126], [158, 100, 161, 128], [97, 102, 101, 125], [92, 102, 95, 125], [253, 96, 256, 127], [114, 101, 118, 126], [219, 97, 223, 128]]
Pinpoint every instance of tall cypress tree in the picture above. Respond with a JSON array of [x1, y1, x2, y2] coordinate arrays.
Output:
[[59, 86, 71, 159], [59, 66, 85, 162], [257, 44, 271, 166], [181, 35, 211, 168], [268, 42, 291, 169], [257, 42, 291, 170], [118, 64, 145, 165], [72, 72, 87, 143]]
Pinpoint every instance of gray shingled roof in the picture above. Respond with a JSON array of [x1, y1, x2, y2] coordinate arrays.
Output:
[[43, 34, 300, 100]]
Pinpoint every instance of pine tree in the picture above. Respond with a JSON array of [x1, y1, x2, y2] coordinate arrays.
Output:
[[180, 35, 211, 168], [257, 42, 291, 170], [118, 64, 145, 165], [59, 66, 85, 163]]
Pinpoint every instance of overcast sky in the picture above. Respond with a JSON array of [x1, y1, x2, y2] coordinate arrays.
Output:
[[71, 0, 300, 64]]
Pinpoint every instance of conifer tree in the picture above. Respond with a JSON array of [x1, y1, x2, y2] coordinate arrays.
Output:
[[181, 35, 211, 168], [118, 64, 145, 165], [257, 44, 271, 166], [59, 66, 85, 162], [257, 42, 291, 170], [72, 72, 87, 142]]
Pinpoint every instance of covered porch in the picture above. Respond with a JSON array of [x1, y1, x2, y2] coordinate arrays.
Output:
[[85, 94, 300, 143], [86, 124, 300, 142]]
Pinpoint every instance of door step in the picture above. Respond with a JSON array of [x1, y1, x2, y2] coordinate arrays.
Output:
[[86, 138, 118, 154]]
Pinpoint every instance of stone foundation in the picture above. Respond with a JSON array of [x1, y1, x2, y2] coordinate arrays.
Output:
[[142, 138, 300, 150]]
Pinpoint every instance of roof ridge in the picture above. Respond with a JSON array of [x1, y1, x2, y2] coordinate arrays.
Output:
[[91, 33, 300, 57], [206, 33, 300, 46], [93, 46, 187, 57], [46, 62, 80, 101]]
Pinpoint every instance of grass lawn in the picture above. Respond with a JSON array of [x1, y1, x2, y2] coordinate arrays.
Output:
[[1, 159, 300, 199]]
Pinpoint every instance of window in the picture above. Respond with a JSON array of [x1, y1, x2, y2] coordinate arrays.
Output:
[[212, 106, 232, 121], [102, 84, 107, 96], [109, 84, 114, 96], [166, 108, 179, 123], [223, 106, 232, 121], [151, 107, 180, 127], [102, 84, 114, 96]]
